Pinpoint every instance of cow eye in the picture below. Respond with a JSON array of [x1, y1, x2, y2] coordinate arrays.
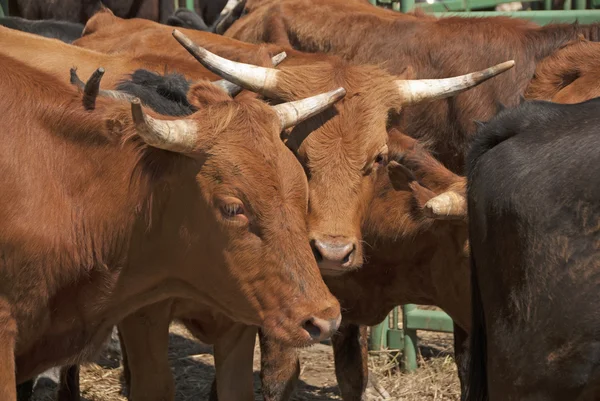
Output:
[[221, 203, 245, 218], [375, 153, 387, 165]]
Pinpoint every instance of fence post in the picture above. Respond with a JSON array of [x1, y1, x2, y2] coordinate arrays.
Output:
[[402, 304, 419, 372], [369, 317, 389, 350], [401, 0, 416, 12], [185, 0, 194, 11], [0, 0, 7, 16]]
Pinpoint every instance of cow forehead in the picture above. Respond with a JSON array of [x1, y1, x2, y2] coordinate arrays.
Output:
[[298, 95, 391, 165], [201, 132, 308, 207]]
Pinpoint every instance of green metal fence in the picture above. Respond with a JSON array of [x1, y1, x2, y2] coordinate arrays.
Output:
[[369, 305, 454, 372], [369, 0, 600, 24]]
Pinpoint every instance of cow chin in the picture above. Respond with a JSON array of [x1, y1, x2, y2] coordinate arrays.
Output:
[[318, 259, 363, 277]]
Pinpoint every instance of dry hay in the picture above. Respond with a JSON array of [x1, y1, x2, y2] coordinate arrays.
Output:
[[30, 307, 460, 401]]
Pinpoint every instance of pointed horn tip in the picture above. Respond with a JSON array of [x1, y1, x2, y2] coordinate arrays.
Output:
[[330, 87, 347, 100], [130, 98, 143, 121], [497, 60, 516, 70], [271, 52, 287, 66]]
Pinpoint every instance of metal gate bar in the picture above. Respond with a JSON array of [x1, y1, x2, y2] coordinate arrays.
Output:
[[369, 304, 454, 372]]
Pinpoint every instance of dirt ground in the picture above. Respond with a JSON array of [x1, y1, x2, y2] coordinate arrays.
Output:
[[30, 311, 459, 401]]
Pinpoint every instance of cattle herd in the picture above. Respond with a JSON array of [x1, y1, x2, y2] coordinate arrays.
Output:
[[0, 0, 599, 400]]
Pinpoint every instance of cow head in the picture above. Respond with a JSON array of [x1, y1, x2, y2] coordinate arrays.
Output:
[[76, 68, 344, 347], [173, 30, 513, 276]]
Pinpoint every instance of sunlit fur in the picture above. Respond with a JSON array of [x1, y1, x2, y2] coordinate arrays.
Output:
[[228, 0, 600, 172], [74, 10, 420, 273]]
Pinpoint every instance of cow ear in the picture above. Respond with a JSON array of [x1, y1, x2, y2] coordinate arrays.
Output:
[[187, 81, 235, 108], [422, 191, 467, 221]]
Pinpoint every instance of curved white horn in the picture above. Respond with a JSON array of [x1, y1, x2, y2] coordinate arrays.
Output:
[[423, 191, 467, 220], [172, 29, 280, 97], [131, 98, 199, 153], [396, 60, 515, 105], [212, 51, 287, 97], [272, 87, 346, 130]]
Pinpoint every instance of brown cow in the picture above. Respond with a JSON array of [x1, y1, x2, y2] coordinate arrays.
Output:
[[224, 0, 600, 173], [0, 49, 347, 400], [0, 25, 282, 91]]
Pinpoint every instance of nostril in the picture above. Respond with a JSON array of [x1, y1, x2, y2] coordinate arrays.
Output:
[[302, 318, 322, 341], [310, 240, 323, 262], [342, 244, 356, 265]]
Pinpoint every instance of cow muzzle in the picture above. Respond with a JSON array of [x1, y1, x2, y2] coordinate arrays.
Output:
[[303, 314, 342, 342], [310, 235, 361, 275]]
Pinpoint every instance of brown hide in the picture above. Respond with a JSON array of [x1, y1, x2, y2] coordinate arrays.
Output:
[[0, 54, 339, 391], [225, 0, 600, 173], [326, 130, 470, 330], [526, 38, 600, 103], [0, 25, 276, 90], [73, 10, 461, 274]]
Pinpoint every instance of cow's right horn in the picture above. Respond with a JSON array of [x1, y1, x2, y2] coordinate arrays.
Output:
[[272, 87, 346, 129], [131, 98, 199, 153], [423, 191, 467, 220], [70, 67, 136, 109], [212, 51, 287, 97], [172, 29, 281, 97], [396, 60, 515, 105]]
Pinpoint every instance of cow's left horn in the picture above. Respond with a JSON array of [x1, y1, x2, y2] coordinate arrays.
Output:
[[172, 29, 281, 97], [272, 87, 346, 129], [212, 51, 287, 97], [423, 191, 467, 220], [131, 98, 199, 153], [396, 60, 515, 105]]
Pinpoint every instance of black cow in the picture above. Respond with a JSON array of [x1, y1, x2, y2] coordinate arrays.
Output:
[[166, 7, 210, 30], [467, 99, 600, 401], [166, 1, 245, 34], [7, 0, 174, 23], [0, 16, 83, 42]]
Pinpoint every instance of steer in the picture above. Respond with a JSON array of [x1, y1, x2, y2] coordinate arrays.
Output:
[[224, 0, 600, 173], [0, 51, 347, 401], [466, 99, 600, 401]]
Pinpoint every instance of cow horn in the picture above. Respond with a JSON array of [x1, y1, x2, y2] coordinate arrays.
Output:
[[172, 29, 281, 97], [396, 60, 515, 105], [272, 87, 346, 130], [423, 191, 467, 220], [212, 51, 287, 97], [130, 98, 199, 153], [219, 0, 241, 16], [70, 68, 136, 108]]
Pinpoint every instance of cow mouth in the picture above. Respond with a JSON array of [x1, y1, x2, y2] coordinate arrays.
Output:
[[318, 264, 355, 277]]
